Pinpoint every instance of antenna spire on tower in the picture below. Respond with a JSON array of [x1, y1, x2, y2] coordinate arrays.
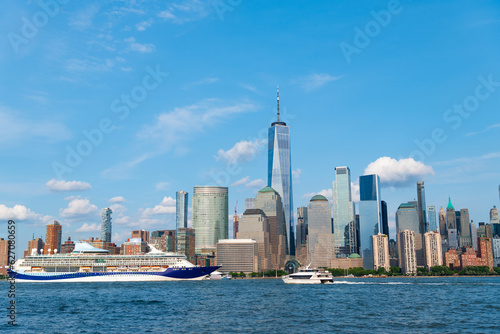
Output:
[[277, 85, 280, 122]]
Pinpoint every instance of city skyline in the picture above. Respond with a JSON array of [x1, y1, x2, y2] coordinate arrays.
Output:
[[1, 1, 500, 256]]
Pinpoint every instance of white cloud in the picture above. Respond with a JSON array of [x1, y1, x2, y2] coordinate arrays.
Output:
[[0, 204, 52, 223], [69, 4, 100, 30], [125, 37, 155, 53], [112, 230, 132, 244], [466, 123, 500, 136], [136, 19, 154, 31], [231, 176, 250, 187], [297, 73, 343, 92], [183, 77, 219, 89], [46, 179, 92, 192], [0, 106, 71, 144], [302, 189, 333, 202], [216, 139, 266, 164], [157, 0, 212, 24], [75, 223, 100, 232], [138, 99, 257, 150], [245, 179, 266, 189], [101, 153, 153, 180], [364, 157, 434, 187], [351, 182, 360, 202], [66, 58, 115, 72], [292, 168, 302, 178], [109, 203, 127, 216], [60, 198, 98, 219], [433, 151, 500, 166], [109, 196, 126, 203], [239, 83, 259, 93], [142, 196, 176, 217]]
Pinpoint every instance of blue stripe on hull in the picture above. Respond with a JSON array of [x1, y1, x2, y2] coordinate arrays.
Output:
[[8, 266, 220, 282]]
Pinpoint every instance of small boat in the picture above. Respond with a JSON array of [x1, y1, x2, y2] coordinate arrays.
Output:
[[282, 265, 333, 284], [208, 271, 232, 280]]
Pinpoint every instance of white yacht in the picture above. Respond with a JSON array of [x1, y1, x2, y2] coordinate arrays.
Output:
[[282, 265, 333, 284]]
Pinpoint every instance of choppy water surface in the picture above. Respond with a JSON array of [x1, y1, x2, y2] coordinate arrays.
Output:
[[1, 277, 499, 333]]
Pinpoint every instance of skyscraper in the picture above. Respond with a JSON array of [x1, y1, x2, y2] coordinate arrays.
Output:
[[459, 208, 471, 247], [399, 229, 417, 275], [192, 186, 228, 254], [381, 201, 389, 238], [44, 220, 62, 254], [237, 208, 272, 271], [372, 233, 390, 271], [424, 231, 443, 270], [358, 174, 382, 270], [295, 206, 308, 264], [268, 86, 294, 255], [470, 221, 478, 250], [254, 186, 287, 269], [396, 202, 424, 267], [446, 197, 458, 249], [307, 195, 335, 268], [490, 206, 499, 224], [427, 206, 437, 232], [332, 166, 355, 257], [176, 191, 188, 230], [416, 181, 427, 233], [100, 207, 112, 243], [438, 206, 447, 239]]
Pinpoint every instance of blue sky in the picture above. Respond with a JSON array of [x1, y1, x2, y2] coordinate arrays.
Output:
[[1, 0, 499, 256]]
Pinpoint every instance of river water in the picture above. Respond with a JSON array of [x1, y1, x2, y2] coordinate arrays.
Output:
[[1, 277, 499, 333]]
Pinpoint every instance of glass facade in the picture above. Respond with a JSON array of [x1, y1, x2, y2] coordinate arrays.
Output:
[[427, 206, 437, 232], [268, 122, 294, 255], [192, 186, 228, 254], [417, 181, 427, 233], [332, 166, 355, 257], [307, 195, 334, 268], [100, 208, 112, 243], [358, 174, 382, 270], [381, 200, 389, 238], [176, 191, 188, 230]]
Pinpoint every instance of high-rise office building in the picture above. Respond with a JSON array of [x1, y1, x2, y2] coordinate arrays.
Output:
[[237, 208, 272, 271], [176, 191, 188, 230], [192, 186, 228, 254], [100, 207, 112, 243], [244, 198, 255, 210], [295, 206, 308, 264], [477, 236, 494, 270], [399, 230, 417, 275], [427, 206, 437, 232], [439, 206, 446, 239], [44, 220, 62, 255], [215, 239, 259, 273], [396, 202, 424, 267], [446, 198, 458, 249], [470, 221, 478, 250], [358, 174, 382, 270], [416, 181, 427, 233], [177, 227, 195, 263], [424, 231, 442, 270], [381, 201, 389, 238], [459, 208, 471, 247], [492, 236, 500, 267], [268, 86, 294, 255], [307, 195, 335, 268], [25, 237, 44, 256], [254, 186, 287, 269], [490, 206, 499, 225], [332, 166, 356, 257], [372, 233, 390, 271]]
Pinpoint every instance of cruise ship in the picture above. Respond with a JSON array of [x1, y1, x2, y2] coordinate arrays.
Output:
[[8, 242, 220, 282]]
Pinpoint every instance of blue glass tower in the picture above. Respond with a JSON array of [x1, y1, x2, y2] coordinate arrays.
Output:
[[100, 208, 112, 243], [427, 205, 437, 232], [358, 174, 382, 270], [176, 191, 188, 230], [268, 86, 294, 255], [332, 166, 356, 256]]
